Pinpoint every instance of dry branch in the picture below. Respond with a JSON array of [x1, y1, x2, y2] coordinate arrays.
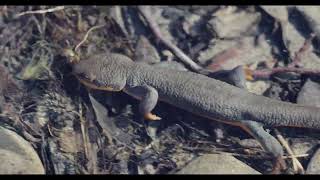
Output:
[[137, 6, 204, 72], [15, 6, 65, 18], [275, 129, 305, 174], [251, 67, 320, 79], [74, 24, 106, 53]]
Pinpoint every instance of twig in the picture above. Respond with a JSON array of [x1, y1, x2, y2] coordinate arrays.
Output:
[[79, 101, 89, 161], [47, 124, 54, 137], [289, 33, 316, 68], [274, 129, 305, 174], [251, 67, 320, 79], [30, 15, 43, 35], [21, 129, 41, 143], [283, 154, 309, 159], [137, 6, 204, 73], [15, 6, 65, 18], [74, 24, 106, 53]]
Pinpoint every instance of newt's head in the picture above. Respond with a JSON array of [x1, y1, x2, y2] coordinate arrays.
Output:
[[72, 53, 133, 91]]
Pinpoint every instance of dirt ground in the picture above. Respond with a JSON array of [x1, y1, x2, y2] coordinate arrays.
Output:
[[0, 6, 320, 174]]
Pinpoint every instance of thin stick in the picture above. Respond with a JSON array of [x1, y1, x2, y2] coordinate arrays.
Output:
[[74, 24, 105, 53], [274, 129, 305, 174], [15, 6, 65, 18], [283, 154, 309, 159], [252, 67, 320, 79], [137, 6, 204, 72], [289, 33, 316, 68], [79, 102, 89, 160]]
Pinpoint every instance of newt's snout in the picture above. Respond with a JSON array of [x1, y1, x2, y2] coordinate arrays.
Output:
[[72, 60, 99, 88], [72, 61, 119, 92]]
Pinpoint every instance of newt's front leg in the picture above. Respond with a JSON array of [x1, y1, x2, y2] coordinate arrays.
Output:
[[124, 85, 161, 143], [124, 85, 161, 121]]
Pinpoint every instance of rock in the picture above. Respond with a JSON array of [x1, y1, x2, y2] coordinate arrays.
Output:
[[290, 138, 319, 155], [86, 15, 97, 26], [0, 149, 42, 174], [261, 6, 306, 59], [138, 164, 157, 174], [161, 6, 186, 21], [299, 48, 320, 70], [134, 35, 161, 64], [0, 126, 45, 174], [181, 13, 202, 37], [306, 148, 320, 174], [175, 6, 219, 16], [199, 36, 273, 70], [89, 93, 133, 146], [108, 6, 129, 36], [296, 6, 320, 41], [290, 7, 320, 68], [176, 153, 261, 174], [246, 81, 270, 95], [207, 6, 261, 38], [238, 138, 261, 149], [189, 6, 220, 15], [153, 6, 177, 44], [121, 6, 148, 38], [283, 22, 309, 59], [171, 152, 195, 169], [297, 79, 320, 107], [162, 50, 174, 61], [260, 6, 289, 22]]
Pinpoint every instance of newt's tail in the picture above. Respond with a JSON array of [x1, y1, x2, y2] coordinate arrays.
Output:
[[255, 102, 320, 129]]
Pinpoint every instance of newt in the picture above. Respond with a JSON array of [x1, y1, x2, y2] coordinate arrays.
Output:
[[72, 52, 320, 173]]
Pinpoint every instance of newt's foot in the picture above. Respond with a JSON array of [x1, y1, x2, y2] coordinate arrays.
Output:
[[270, 156, 287, 174], [243, 65, 254, 81], [144, 113, 162, 121]]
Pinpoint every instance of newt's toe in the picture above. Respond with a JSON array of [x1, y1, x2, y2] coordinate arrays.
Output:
[[244, 65, 254, 81], [144, 113, 162, 121]]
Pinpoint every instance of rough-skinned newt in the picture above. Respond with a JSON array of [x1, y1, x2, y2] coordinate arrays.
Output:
[[72, 52, 320, 173]]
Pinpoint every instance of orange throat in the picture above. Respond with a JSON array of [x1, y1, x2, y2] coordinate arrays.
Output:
[[76, 76, 120, 92]]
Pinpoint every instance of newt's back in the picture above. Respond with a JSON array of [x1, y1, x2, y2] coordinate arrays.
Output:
[[73, 53, 320, 129], [72, 52, 320, 173], [130, 63, 320, 129]]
